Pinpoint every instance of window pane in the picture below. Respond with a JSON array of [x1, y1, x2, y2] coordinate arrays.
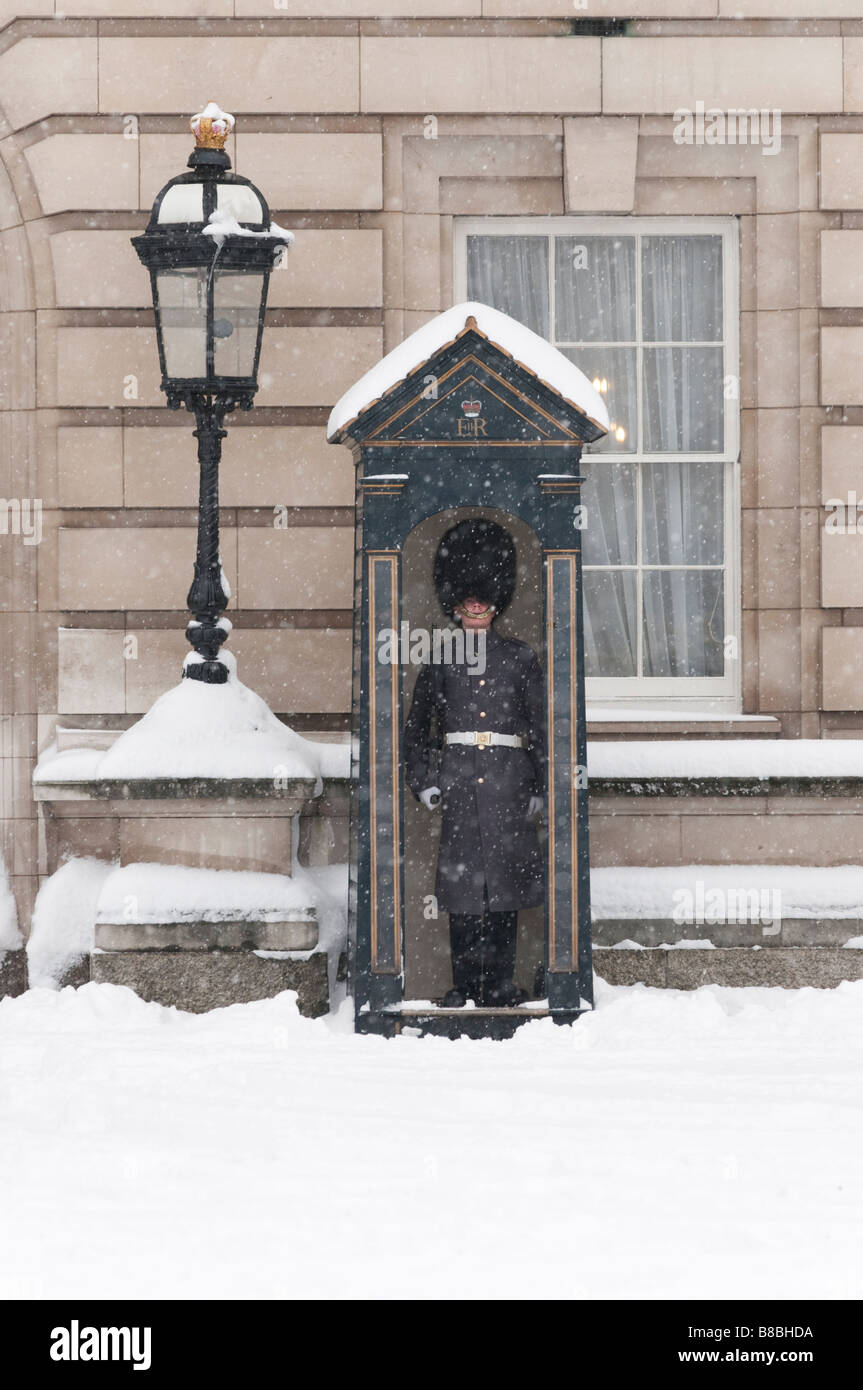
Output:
[[157, 270, 207, 378], [583, 570, 637, 677], [643, 570, 725, 677], [642, 235, 723, 342], [554, 236, 636, 342], [564, 347, 636, 453], [643, 347, 724, 452], [465, 235, 549, 337], [580, 462, 637, 566], [642, 462, 724, 566], [213, 271, 265, 378]]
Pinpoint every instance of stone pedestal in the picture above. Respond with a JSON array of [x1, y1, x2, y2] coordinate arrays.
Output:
[[33, 774, 331, 1015], [0, 949, 27, 999]]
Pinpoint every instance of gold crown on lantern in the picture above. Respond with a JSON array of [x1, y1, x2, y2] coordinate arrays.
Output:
[[190, 101, 236, 150]]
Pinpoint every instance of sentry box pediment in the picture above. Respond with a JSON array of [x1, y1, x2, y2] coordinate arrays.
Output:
[[328, 304, 608, 453], [328, 303, 609, 1040]]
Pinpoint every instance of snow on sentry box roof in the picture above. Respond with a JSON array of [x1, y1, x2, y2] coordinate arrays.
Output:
[[327, 301, 611, 441]]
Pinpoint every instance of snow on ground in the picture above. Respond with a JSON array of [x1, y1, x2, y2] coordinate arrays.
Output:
[[0, 855, 21, 953], [26, 858, 112, 989], [327, 301, 610, 439], [0, 977, 861, 1301]]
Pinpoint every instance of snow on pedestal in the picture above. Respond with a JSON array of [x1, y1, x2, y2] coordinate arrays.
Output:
[[28, 656, 345, 1014], [96, 652, 320, 786]]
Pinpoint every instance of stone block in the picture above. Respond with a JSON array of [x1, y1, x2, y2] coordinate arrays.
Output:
[[51, 229, 149, 308], [603, 37, 842, 115], [237, 0, 478, 11], [755, 409, 798, 508], [236, 135, 382, 211], [53, 327, 161, 409], [28, 137, 138, 217], [844, 40, 863, 115], [564, 117, 638, 213], [822, 627, 863, 712], [756, 215, 799, 312], [58, 526, 238, 611], [94, 919, 317, 952], [297, 811, 349, 867], [822, 327, 863, 405], [592, 948, 667, 988], [589, 813, 683, 868], [820, 133, 863, 209], [666, 947, 863, 989], [822, 528, 863, 608], [237, 525, 353, 609], [757, 311, 800, 409], [258, 326, 383, 408], [269, 229, 382, 308], [58, 628, 126, 715], [360, 37, 601, 113], [755, 508, 800, 610], [116, 814, 294, 876], [99, 38, 359, 115], [820, 230, 863, 308], [123, 425, 354, 508], [822, 426, 863, 502], [58, 427, 124, 508], [0, 37, 97, 130], [91, 948, 329, 1017]]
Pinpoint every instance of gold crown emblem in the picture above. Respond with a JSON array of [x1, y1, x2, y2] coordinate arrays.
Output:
[[190, 101, 235, 151]]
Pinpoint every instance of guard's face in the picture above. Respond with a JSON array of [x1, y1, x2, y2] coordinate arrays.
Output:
[[455, 595, 495, 630]]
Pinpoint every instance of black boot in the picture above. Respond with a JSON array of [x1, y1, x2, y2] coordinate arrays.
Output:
[[484, 979, 529, 1008]]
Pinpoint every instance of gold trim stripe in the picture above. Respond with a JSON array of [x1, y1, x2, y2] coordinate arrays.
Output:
[[368, 552, 402, 975], [545, 552, 579, 972]]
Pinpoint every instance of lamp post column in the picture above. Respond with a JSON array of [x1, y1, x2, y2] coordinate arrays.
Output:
[[184, 394, 232, 684]]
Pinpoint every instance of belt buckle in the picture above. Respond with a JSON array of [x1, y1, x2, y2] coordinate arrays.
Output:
[[475, 730, 491, 749]]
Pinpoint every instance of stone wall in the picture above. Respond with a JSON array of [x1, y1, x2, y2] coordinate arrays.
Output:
[[4, 5, 863, 934]]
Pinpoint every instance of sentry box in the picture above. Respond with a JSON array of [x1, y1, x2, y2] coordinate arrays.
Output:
[[328, 303, 609, 1039]]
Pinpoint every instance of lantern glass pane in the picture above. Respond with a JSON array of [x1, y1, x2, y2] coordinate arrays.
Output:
[[212, 270, 265, 379], [157, 269, 207, 379]]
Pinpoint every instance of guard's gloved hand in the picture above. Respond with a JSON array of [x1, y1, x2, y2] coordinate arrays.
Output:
[[420, 786, 442, 811], [527, 795, 543, 821]]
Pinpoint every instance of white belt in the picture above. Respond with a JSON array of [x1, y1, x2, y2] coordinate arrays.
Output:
[[444, 730, 528, 749]]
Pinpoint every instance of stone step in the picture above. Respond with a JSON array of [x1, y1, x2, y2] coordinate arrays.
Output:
[[594, 946, 863, 990]]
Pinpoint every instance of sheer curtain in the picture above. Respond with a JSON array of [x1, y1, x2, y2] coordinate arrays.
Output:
[[466, 236, 549, 338], [640, 238, 725, 676], [466, 229, 727, 682]]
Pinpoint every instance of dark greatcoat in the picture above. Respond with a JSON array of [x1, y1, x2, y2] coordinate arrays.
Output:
[[403, 625, 546, 914]]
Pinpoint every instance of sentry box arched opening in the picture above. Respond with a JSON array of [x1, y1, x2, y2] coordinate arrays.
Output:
[[328, 304, 609, 1040]]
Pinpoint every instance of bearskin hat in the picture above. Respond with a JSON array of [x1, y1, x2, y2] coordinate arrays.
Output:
[[433, 518, 517, 619]]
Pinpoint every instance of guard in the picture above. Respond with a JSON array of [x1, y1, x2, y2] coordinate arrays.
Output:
[[403, 518, 546, 1008]]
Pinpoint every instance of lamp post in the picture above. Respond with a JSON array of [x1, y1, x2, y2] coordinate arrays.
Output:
[[132, 102, 292, 684]]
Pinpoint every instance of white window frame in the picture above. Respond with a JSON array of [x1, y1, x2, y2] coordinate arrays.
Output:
[[454, 215, 741, 713]]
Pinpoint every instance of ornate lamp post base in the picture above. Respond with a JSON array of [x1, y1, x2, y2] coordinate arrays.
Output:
[[173, 392, 246, 684]]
